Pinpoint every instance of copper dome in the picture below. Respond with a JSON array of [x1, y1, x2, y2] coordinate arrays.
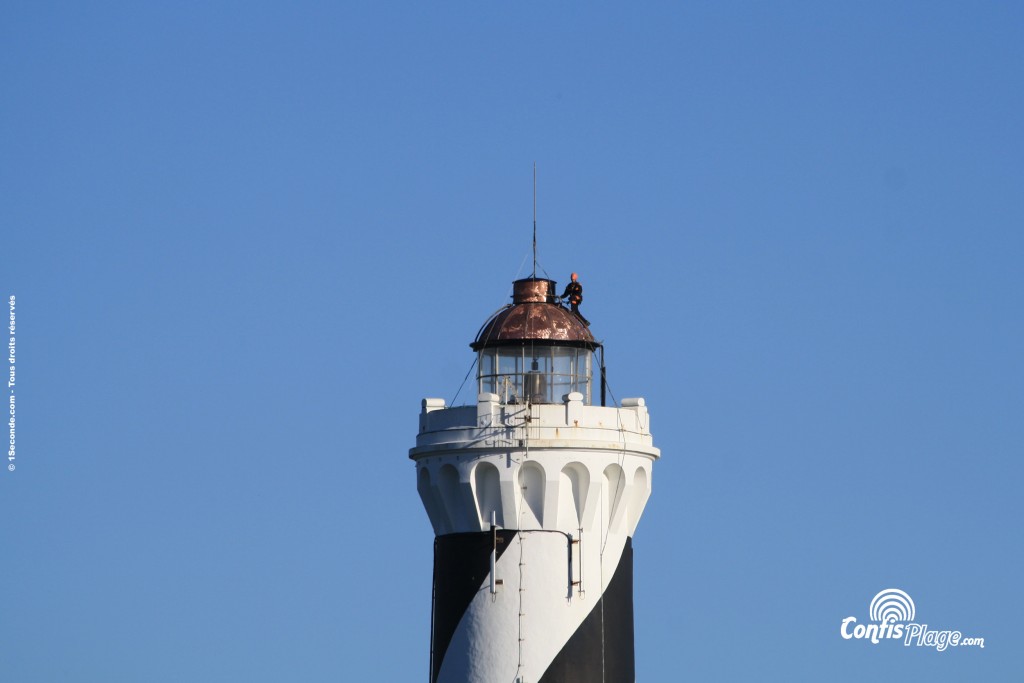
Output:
[[471, 278, 597, 350]]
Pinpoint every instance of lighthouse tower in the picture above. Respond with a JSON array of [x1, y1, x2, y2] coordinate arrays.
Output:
[[411, 277, 659, 683]]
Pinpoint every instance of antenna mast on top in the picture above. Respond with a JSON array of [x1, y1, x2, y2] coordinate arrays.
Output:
[[532, 163, 537, 278]]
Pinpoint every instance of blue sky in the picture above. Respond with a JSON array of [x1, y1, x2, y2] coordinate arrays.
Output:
[[2, 2, 1021, 680]]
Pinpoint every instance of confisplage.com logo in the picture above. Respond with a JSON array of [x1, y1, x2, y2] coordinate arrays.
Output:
[[840, 588, 985, 651]]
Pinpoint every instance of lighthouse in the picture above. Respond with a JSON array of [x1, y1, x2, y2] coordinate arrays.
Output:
[[411, 276, 660, 683]]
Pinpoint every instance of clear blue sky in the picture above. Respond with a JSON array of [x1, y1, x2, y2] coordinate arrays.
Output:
[[2, 2, 1021, 681]]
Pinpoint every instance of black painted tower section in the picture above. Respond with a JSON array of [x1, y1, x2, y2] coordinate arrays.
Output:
[[430, 533, 635, 683], [538, 537, 635, 683], [431, 530, 518, 683]]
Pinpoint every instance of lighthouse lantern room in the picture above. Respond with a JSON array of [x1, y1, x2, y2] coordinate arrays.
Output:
[[473, 278, 597, 405]]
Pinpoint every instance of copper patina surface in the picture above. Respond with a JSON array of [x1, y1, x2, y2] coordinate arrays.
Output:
[[472, 278, 595, 349]]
